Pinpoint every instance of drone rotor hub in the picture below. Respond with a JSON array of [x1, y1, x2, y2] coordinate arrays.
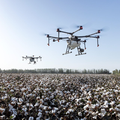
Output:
[[57, 28, 59, 32], [80, 26, 83, 29]]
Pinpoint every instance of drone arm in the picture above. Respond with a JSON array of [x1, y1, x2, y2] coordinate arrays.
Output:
[[57, 28, 72, 35], [72, 26, 83, 35]]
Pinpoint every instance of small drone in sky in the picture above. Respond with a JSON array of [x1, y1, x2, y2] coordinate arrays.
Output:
[[45, 26, 103, 56], [22, 55, 42, 64]]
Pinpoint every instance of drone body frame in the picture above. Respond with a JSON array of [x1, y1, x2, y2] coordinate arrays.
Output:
[[22, 55, 42, 64], [46, 26, 101, 56]]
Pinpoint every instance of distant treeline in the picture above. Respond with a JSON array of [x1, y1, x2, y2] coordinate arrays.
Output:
[[113, 69, 120, 75], [0, 68, 111, 74]]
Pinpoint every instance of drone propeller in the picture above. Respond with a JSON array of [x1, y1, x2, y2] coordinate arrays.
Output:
[[75, 26, 83, 30], [94, 27, 107, 34], [74, 23, 91, 28]]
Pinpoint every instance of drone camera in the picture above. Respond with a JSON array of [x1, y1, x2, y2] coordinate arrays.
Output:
[[47, 34, 49, 37], [80, 26, 83, 29]]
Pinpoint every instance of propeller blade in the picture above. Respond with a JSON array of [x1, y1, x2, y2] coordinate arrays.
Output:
[[73, 23, 91, 29]]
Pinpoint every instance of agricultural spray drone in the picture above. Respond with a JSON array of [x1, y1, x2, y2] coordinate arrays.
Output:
[[45, 26, 103, 56], [22, 55, 42, 64]]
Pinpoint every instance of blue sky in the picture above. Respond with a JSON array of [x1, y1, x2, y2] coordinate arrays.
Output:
[[0, 0, 120, 72]]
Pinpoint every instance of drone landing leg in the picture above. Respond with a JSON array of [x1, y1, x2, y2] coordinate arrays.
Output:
[[75, 46, 86, 56], [62, 45, 72, 55]]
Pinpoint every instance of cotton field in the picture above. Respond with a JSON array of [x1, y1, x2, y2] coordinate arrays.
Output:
[[0, 73, 120, 120]]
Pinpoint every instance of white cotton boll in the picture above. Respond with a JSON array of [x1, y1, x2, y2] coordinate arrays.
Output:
[[10, 89, 14, 92], [0, 115, 5, 119], [95, 103, 99, 108], [10, 114, 16, 119], [11, 97, 17, 102], [22, 107, 27, 112], [17, 102, 22, 106], [104, 104, 108, 108], [81, 117, 87, 120], [43, 106, 47, 110], [21, 88, 26, 92], [104, 101, 108, 105], [38, 109, 42, 112], [11, 101, 16, 106], [117, 113, 120, 118], [117, 104, 120, 108], [84, 104, 89, 110], [23, 92, 26, 96], [26, 103, 30, 107], [36, 117, 40, 120], [101, 109, 106, 116], [29, 116, 34, 120], [39, 104, 44, 109], [110, 101, 115, 106], [38, 112, 42, 117], [8, 103, 13, 112], [45, 111, 48, 114], [36, 96, 40, 100], [48, 106, 51, 110], [29, 103, 34, 108], [109, 108, 113, 112], [110, 94, 113, 98], [78, 112, 82, 116], [54, 107, 58, 111], [45, 97, 49, 100], [60, 91, 63, 96], [45, 118, 50, 120], [12, 108, 17, 116], [0, 108, 5, 114], [27, 93, 33, 97], [98, 113, 104, 118], [66, 109, 74, 114], [34, 103, 39, 107], [24, 111, 28, 116], [91, 104, 96, 109], [52, 109, 56, 113], [115, 107, 120, 112], [114, 90, 118, 93], [19, 98, 23, 103], [40, 99, 44, 103], [93, 115, 97, 119]]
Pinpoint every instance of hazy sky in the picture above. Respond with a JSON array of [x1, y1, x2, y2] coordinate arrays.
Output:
[[0, 0, 120, 72]]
